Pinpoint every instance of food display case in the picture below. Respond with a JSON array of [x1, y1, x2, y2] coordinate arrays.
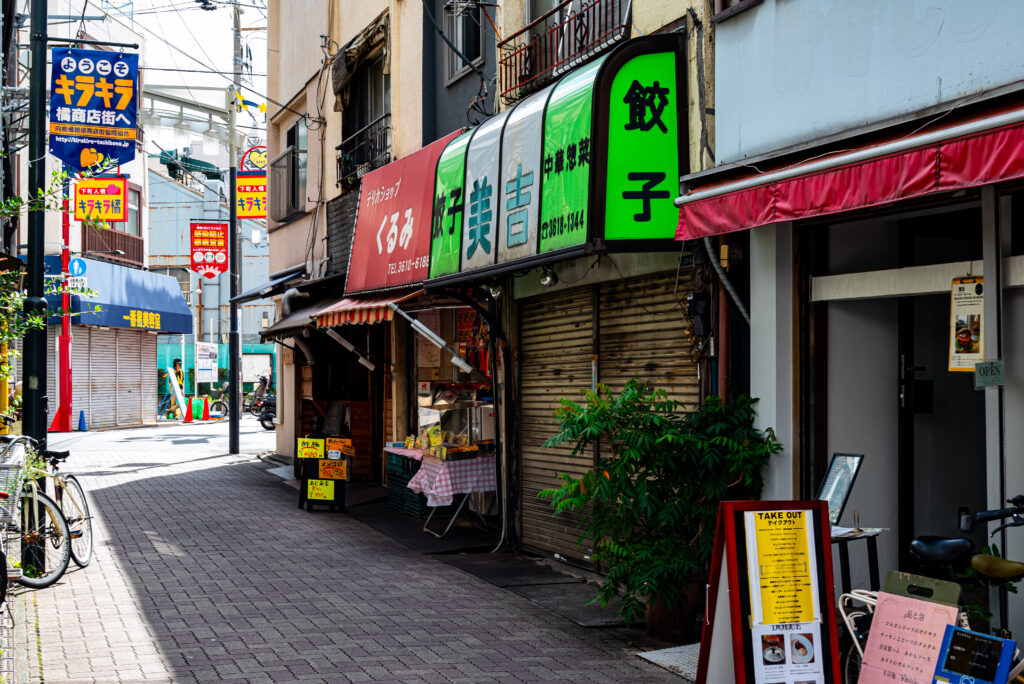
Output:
[[417, 382, 495, 459]]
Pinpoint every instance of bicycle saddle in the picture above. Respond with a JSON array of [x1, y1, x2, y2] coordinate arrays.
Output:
[[909, 536, 975, 565], [972, 554, 1024, 580], [43, 449, 69, 461]]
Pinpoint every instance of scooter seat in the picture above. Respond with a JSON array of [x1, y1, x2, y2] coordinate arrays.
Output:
[[909, 535, 974, 566], [972, 554, 1024, 580]]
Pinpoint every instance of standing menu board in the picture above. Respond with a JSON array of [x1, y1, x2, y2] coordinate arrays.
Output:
[[698, 500, 840, 683]]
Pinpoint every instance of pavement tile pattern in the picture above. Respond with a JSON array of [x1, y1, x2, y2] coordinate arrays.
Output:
[[25, 424, 680, 683]]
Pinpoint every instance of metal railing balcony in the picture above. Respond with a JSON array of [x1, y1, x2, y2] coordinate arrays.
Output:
[[336, 113, 392, 187], [498, 0, 631, 106]]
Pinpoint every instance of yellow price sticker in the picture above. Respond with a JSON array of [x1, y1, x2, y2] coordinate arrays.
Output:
[[297, 438, 325, 459], [307, 479, 334, 500]]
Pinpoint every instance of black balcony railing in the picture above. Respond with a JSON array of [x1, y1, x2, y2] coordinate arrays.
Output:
[[337, 113, 392, 186], [498, 0, 631, 106]]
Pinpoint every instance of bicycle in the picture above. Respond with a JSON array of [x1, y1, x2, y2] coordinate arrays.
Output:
[[207, 383, 229, 417], [0, 434, 72, 590], [837, 499, 1024, 683], [23, 448, 93, 568]]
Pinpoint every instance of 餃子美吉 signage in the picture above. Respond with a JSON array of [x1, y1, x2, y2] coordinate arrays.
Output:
[[426, 34, 686, 282], [344, 131, 462, 294], [49, 47, 138, 171], [600, 49, 682, 240], [539, 61, 602, 253], [461, 110, 509, 272]]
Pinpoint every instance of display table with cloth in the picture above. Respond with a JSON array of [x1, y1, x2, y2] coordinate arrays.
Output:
[[406, 454, 496, 537]]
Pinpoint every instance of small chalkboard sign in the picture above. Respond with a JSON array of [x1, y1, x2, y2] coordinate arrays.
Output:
[[933, 625, 1015, 684]]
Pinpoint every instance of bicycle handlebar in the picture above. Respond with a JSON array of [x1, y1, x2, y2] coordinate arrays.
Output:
[[977, 507, 1019, 523]]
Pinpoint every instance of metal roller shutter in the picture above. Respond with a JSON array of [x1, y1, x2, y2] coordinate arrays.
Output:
[[72, 327, 90, 427], [519, 286, 595, 561], [598, 270, 700, 410], [116, 329, 142, 425], [141, 333, 157, 423], [47, 325, 58, 413], [89, 328, 118, 428]]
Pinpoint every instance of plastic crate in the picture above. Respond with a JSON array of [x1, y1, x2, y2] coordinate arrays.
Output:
[[385, 467, 457, 520]]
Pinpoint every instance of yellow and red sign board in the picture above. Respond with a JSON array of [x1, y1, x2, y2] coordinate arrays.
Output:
[[74, 177, 127, 222], [307, 479, 334, 500], [236, 172, 266, 219], [297, 438, 325, 459]]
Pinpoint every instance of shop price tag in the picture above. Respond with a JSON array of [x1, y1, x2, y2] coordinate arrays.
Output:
[[318, 459, 347, 480], [297, 438, 325, 459], [307, 479, 334, 500]]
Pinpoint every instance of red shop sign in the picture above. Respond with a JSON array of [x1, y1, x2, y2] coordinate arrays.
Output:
[[190, 221, 229, 279], [345, 130, 461, 294]]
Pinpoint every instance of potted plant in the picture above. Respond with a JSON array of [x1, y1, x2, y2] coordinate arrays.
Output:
[[540, 379, 782, 640]]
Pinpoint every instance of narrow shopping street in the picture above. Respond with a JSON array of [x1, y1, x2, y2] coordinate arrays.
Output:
[[18, 421, 679, 683]]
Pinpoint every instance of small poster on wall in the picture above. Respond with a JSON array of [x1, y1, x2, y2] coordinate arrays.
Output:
[[949, 277, 984, 372], [416, 310, 441, 367]]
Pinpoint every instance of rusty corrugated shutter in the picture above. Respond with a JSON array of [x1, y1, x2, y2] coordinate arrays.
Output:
[[519, 285, 595, 561], [598, 270, 699, 410], [517, 269, 699, 561]]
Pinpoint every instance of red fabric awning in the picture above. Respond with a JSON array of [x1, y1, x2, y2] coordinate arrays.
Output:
[[315, 290, 422, 327], [676, 115, 1024, 240]]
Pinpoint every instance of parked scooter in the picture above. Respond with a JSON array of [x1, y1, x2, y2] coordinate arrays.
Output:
[[259, 395, 276, 430]]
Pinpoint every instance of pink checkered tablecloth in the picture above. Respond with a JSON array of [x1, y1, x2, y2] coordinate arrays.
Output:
[[406, 454, 496, 507]]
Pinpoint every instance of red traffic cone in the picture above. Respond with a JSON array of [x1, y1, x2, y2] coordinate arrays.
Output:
[[202, 396, 211, 421], [184, 397, 193, 423]]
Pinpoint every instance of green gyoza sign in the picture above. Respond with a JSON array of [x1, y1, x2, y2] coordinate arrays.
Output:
[[538, 57, 605, 253], [429, 131, 472, 278], [603, 51, 680, 240], [426, 34, 685, 279]]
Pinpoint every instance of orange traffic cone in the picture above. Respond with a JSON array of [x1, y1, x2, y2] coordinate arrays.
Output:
[[202, 396, 211, 421], [184, 397, 193, 423]]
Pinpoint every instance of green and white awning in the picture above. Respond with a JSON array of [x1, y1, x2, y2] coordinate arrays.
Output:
[[427, 34, 687, 285]]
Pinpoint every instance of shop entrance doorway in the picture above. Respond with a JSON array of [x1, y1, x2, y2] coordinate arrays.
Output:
[[897, 294, 988, 569], [813, 202, 988, 588]]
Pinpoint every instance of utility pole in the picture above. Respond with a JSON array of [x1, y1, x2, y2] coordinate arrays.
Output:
[[24, 0, 48, 443], [228, 0, 241, 454]]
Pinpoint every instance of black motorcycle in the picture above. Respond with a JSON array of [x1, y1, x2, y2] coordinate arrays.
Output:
[[259, 395, 276, 430]]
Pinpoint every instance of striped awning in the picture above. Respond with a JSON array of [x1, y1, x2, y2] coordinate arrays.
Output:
[[315, 290, 423, 327]]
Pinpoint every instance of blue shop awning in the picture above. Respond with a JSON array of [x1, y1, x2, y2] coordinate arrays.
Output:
[[42, 255, 192, 334]]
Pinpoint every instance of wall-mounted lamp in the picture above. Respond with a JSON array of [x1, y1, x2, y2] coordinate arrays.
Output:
[[540, 265, 558, 287]]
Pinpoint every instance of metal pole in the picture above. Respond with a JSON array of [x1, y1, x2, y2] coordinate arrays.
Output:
[[23, 0, 47, 443], [228, 1, 241, 453], [54, 166, 71, 432]]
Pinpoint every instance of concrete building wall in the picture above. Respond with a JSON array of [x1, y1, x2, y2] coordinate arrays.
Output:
[[715, 0, 1024, 162]]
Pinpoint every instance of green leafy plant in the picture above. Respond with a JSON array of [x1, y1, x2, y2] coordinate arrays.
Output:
[[540, 380, 782, 625]]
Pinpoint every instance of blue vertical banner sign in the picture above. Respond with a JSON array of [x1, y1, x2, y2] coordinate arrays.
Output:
[[48, 47, 139, 171]]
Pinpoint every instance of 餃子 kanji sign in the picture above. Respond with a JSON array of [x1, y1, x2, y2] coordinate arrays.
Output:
[[49, 48, 138, 171], [427, 34, 686, 281], [345, 130, 461, 294], [190, 222, 229, 279]]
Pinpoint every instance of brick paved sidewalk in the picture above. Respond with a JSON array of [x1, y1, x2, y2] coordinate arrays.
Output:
[[24, 428, 682, 683]]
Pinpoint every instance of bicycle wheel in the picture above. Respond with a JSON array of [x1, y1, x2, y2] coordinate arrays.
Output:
[[210, 401, 228, 416], [59, 475, 93, 568], [839, 609, 871, 684], [7, 490, 71, 589]]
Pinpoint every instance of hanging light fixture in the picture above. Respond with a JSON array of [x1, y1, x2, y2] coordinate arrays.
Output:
[[539, 265, 558, 287]]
